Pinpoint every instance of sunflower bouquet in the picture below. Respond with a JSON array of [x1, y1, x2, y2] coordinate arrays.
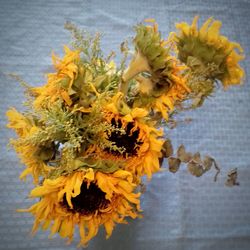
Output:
[[6, 17, 244, 247]]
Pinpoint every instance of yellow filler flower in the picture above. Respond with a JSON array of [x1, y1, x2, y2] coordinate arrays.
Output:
[[19, 168, 141, 247]]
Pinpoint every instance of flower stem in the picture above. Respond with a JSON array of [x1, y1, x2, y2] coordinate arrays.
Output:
[[120, 51, 151, 95]]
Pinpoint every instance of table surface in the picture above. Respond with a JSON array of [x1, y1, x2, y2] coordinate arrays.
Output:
[[1, 0, 250, 249]]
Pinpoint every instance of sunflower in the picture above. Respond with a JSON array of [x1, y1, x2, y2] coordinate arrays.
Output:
[[6, 108, 51, 183], [32, 46, 80, 109], [152, 75, 188, 119], [19, 168, 141, 247], [32, 45, 119, 112], [122, 19, 173, 89], [120, 20, 189, 119], [85, 93, 164, 180], [175, 16, 245, 88], [133, 64, 189, 120]]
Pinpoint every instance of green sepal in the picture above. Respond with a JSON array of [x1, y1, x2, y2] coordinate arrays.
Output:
[[47, 157, 122, 179], [177, 35, 228, 80]]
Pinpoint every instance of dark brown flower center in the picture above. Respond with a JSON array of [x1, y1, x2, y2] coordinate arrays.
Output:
[[62, 182, 110, 215], [106, 118, 143, 157]]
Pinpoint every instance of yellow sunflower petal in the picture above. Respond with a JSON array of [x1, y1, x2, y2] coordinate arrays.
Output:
[[104, 220, 115, 239]]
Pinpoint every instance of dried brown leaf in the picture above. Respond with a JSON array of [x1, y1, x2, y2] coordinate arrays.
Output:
[[203, 155, 213, 171], [225, 168, 239, 187], [192, 152, 202, 164], [187, 161, 204, 177], [161, 139, 173, 158], [159, 157, 164, 167], [168, 157, 181, 173], [177, 144, 192, 163]]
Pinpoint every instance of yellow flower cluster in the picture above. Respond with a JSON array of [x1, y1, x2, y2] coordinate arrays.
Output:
[[6, 17, 244, 247]]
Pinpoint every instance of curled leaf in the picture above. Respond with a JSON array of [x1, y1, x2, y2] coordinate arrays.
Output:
[[177, 144, 192, 163], [161, 139, 173, 158], [159, 157, 164, 167], [187, 161, 204, 177], [192, 152, 202, 164], [168, 157, 181, 173], [225, 168, 239, 187], [203, 155, 213, 171]]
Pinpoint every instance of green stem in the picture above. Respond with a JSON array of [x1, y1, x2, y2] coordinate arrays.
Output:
[[120, 51, 151, 95]]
